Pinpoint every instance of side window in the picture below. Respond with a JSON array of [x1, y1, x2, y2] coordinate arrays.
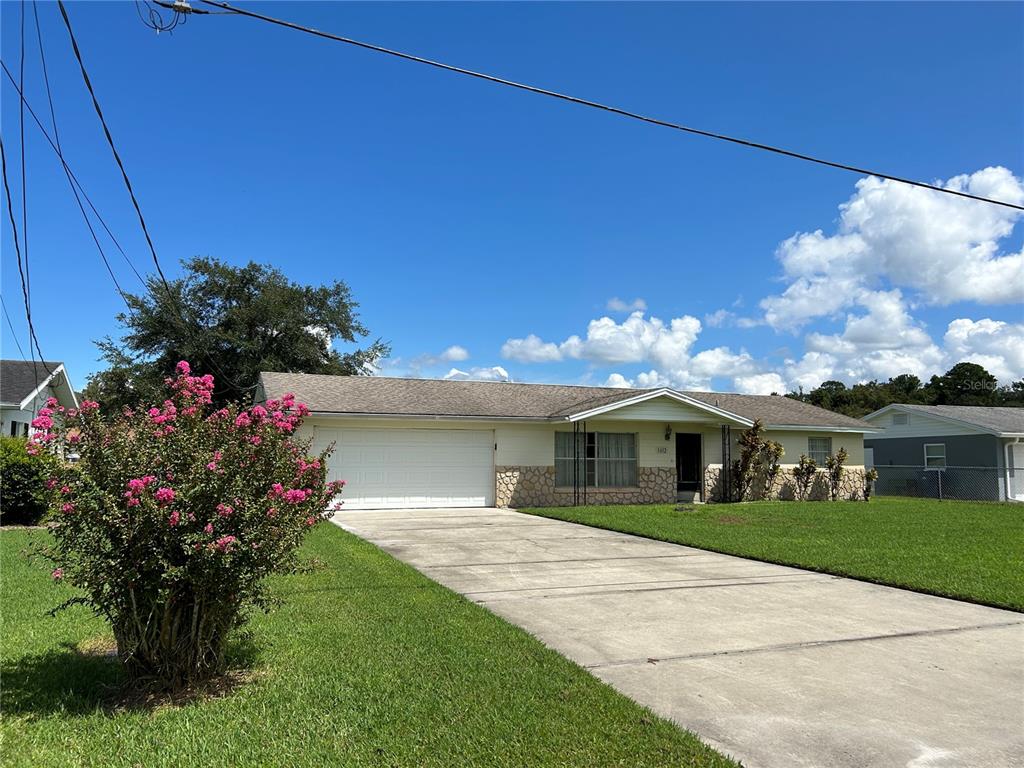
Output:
[[924, 443, 946, 469], [808, 437, 832, 465]]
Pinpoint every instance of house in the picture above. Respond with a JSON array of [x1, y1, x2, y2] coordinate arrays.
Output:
[[863, 404, 1024, 502], [0, 360, 78, 438], [258, 373, 876, 510]]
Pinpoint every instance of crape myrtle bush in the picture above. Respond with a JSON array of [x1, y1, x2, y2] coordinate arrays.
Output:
[[32, 361, 344, 690]]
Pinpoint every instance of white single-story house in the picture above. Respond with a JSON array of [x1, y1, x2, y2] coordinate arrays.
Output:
[[0, 360, 78, 438], [259, 373, 875, 510], [863, 404, 1024, 502]]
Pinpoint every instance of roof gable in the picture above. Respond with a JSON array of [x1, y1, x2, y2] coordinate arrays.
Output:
[[865, 403, 1024, 436], [0, 360, 75, 409]]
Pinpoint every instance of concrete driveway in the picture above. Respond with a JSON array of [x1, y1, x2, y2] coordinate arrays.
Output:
[[332, 507, 1024, 768]]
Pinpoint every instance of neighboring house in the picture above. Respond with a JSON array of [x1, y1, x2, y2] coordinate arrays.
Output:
[[0, 360, 79, 437], [863, 404, 1024, 502], [258, 373, 875, 510]]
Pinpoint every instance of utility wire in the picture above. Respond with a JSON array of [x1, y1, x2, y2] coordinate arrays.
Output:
[[190, 0, 1023, 212], [56, 0, 257, 394], [29, 3, 133, 309], [1, 60, 146, 286], [1, 137, 52, 377], [1, 295, 29, 362]]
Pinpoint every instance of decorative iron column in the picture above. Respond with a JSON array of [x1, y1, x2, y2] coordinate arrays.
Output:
[[721, 425, 732, 502]]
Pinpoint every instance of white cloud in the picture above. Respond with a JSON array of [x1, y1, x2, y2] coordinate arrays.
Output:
[[503, 311, 702, 368], [760, 166, 1024, 331], [501, 334, 563, 363], [440, 345, 470, 362], [733, 372, 787, 395], [603, 373, 633, 389], [606, 297, 647, 313], [443, 366, 510, 382], [943, 318, 1024, 383]]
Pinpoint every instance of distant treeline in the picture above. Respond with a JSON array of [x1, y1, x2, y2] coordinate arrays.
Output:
[[785, 362, 1024, 418]]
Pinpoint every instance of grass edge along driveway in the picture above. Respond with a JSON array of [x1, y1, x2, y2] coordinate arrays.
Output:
[[1, 524, 737, 768], [523, 497, 1024, 612]]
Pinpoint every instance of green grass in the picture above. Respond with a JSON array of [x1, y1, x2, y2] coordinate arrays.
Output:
[[523, 497, 1024, 612], [1, 525, 735, 768]]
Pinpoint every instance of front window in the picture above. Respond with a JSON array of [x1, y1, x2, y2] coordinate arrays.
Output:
[[924, 443, 946, 469], [808, 437, 832, 465], [555, 431, 637, 488]]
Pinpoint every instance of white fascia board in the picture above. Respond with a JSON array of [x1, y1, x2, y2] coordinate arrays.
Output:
[[18, 364, 75, 410], [565, 388, 753, 425], [308, 411, 550, 422], [766, 424, 881, 433]]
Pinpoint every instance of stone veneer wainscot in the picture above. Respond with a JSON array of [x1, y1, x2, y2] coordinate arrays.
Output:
[[495, 466, 675, 508]]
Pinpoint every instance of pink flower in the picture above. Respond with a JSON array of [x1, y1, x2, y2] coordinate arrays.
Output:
[[67, 433, 81, 444], [176, 360, 191, 376], [249, 435, 262, 445], [250, 405, 267, 419], [61, 502, 75, 513], [51, 568, 63, 580], [38, 407, 53, 417], [127, 497, 140, 507], [305, 516, 317, 526], [79, 400, 99, 412], [214, 535, 237, 552], [283, 488, 309, 504], [206, 461, 218, 471], [269, 483, 284, 498], [31, 415, 53, 430], [204, 523, 214, 534], [155, 487, 175, 505], [234, 412, 252, 428], [216, 503, 233, 517], [266, 507, 277, 518], [168, 510, 181, 527], [60, 485, 71, 495], [45, 396, 58, 408], [46, 478, 58, 490]]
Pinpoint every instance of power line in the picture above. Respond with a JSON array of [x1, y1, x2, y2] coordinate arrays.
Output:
[[0, 295, 29, 361], [190, 0, 1023, 212], [1, 60, 146, 286], [28, 2, 133, 309], [56, 0, 257, 394], [1, 137, 52, 377]]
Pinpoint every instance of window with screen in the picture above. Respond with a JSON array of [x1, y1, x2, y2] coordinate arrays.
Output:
[[808, 437, 832, 465], [555, 431, 637, 488]]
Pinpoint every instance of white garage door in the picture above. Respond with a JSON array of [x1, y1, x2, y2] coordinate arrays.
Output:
[[315, 427, 494, 510]]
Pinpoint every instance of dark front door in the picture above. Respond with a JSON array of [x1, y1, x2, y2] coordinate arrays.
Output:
[[676, 433, 701, 492]]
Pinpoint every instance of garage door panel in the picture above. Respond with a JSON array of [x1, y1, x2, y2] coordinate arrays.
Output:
[[325, 428, 493, 510]]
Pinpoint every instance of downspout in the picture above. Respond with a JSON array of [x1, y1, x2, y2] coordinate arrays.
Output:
[[1006, 437, 1021, 503]]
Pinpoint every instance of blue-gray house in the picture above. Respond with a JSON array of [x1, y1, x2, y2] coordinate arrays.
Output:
[[863, 404, 1024, 502]]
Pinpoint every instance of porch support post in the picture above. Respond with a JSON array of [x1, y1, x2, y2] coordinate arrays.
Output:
[[721, 424, 732, 502]]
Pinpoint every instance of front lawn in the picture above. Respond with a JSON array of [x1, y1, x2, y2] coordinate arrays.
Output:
[[523, 497, 1024, 612], [0, 525, 735, 768]]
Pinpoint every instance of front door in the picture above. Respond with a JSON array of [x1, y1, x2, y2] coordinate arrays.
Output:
[[676, 433, 702, 493]]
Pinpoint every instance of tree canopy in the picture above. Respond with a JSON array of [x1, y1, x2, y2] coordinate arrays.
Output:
[[786, 362, 1023, 417], [86, 257, 389, 410]]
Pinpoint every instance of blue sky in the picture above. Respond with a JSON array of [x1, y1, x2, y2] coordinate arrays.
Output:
[[2, 1, 1022, 393]]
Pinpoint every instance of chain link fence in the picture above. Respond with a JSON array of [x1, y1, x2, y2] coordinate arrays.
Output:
[[872, 465, 1024, 502]]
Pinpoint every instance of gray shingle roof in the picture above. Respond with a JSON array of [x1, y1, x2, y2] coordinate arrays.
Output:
[[0, 360, 63, 406], [260, 372, 874, 430], [889, 404, 1024, 435]]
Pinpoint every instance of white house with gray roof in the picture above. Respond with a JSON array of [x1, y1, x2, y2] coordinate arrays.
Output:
[[863, 404, 1024, 502], [259, 373, 876, 510], [0, 360, 78, 438]]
